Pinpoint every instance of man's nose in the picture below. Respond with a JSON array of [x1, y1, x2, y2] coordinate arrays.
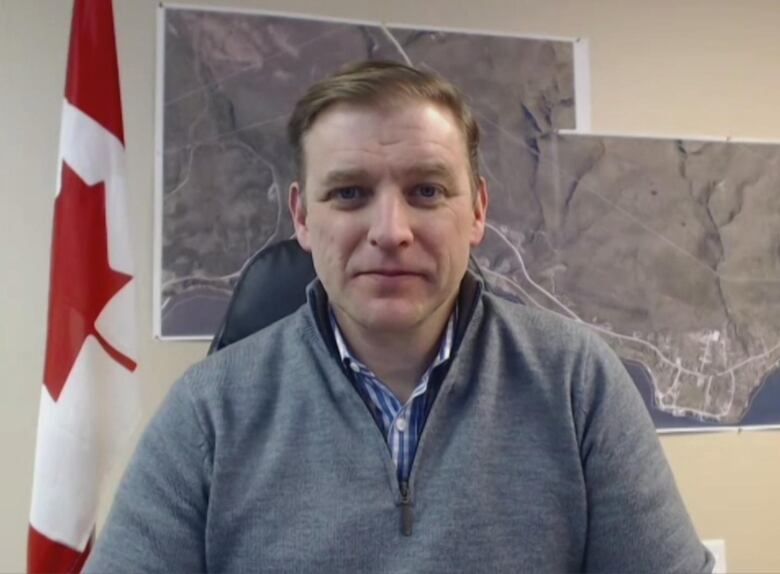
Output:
[[367, 192, 414, 249]]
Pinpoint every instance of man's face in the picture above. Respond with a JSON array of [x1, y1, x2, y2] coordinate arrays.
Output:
[[289, 100, 488, 336]]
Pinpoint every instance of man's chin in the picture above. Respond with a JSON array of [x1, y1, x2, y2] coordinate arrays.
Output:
[[346, 301, 427, 333], [359, 312, 422, 333]]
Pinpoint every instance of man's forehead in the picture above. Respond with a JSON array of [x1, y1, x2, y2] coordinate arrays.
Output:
[[306, 99, 462, 140], [302, 100, 467, 166]]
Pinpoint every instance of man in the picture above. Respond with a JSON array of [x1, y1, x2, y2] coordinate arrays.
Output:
[[87, 61, 713, 572]]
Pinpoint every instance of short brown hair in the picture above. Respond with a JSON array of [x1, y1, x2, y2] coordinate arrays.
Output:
[[287, 60, 481, 191]]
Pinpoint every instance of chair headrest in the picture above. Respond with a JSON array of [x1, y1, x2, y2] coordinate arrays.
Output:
[[208, 239, 315, 354]]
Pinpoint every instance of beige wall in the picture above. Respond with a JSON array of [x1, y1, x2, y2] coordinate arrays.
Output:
[[2, 0, 779, 571]]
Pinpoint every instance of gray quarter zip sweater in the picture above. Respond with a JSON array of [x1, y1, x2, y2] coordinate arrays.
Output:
[[86, 274, 713, 573]]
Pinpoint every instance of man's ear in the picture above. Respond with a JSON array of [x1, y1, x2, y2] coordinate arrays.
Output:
[[470, 176, 489, 246], [288, 182, 311, 252]]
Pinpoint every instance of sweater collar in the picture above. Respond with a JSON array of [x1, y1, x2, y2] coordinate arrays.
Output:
[[305, 270, 484, 362]]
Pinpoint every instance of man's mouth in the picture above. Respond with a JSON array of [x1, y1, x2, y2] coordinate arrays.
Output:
[[358, 269, 422, 277], [367, 270, 414, 276]]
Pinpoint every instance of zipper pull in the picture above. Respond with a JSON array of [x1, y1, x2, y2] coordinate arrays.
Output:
[[400, 482, 413, 536]]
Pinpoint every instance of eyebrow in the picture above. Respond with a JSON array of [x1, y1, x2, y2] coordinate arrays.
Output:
[[401, 162, 454, 182], [321, 168, 373, 188], [320, 162, 455, 188]]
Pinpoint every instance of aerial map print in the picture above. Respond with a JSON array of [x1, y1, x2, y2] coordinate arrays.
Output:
[[158, 7, 780, 430], [478, 134, 780, 429], [159, 7, 576, 335]]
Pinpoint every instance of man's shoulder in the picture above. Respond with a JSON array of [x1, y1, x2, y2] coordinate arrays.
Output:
[[177, 305, 317, 401], [479, 291, 602, 354], [475, 290, 633, 389], [475, 291, 639, 420]]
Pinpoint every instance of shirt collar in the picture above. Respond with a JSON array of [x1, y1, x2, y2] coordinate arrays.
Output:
[[329, 307, 457, 377]]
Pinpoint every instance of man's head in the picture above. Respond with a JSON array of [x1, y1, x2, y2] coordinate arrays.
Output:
[[288, 60, 482, 193], [287, 61, 488, 339]]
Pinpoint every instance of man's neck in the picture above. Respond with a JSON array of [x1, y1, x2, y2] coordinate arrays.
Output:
[[333, 305, 454, 403]]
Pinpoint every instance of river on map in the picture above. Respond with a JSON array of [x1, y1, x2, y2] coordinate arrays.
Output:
[[161, 288, 230, 338], [624, 360, 780, 431]]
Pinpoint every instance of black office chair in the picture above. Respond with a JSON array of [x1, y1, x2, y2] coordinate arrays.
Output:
[[208, 239, 316, 354], [208, 238, 493, 354]]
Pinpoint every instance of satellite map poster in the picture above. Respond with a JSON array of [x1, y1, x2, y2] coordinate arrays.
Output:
[[155, 5, 780, 431]]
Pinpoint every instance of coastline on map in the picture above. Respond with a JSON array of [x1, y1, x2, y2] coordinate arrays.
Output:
[[623, 359, 728, 431], [624, 358, 780, 431], [739, 367, 780, 426]]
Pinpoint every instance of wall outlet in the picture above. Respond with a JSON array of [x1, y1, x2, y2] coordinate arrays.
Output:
[[702, 539, 727, 574]]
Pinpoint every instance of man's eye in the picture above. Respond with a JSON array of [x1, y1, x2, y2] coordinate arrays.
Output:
[[335, 186, 363, 201], [411, 184, 442, 200]]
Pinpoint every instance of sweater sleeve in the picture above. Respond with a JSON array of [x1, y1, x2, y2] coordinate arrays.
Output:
[[84, 375, 211, 573], [573, 333, 714, 573]]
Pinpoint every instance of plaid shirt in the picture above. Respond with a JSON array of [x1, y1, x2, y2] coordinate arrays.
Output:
[[330, 310, 455, 485]]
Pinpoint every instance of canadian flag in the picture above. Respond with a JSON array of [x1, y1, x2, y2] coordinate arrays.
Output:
[[28, 0, 141, 571]]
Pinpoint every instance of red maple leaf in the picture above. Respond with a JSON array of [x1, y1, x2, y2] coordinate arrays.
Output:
[[43, 161, 137, 402]]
